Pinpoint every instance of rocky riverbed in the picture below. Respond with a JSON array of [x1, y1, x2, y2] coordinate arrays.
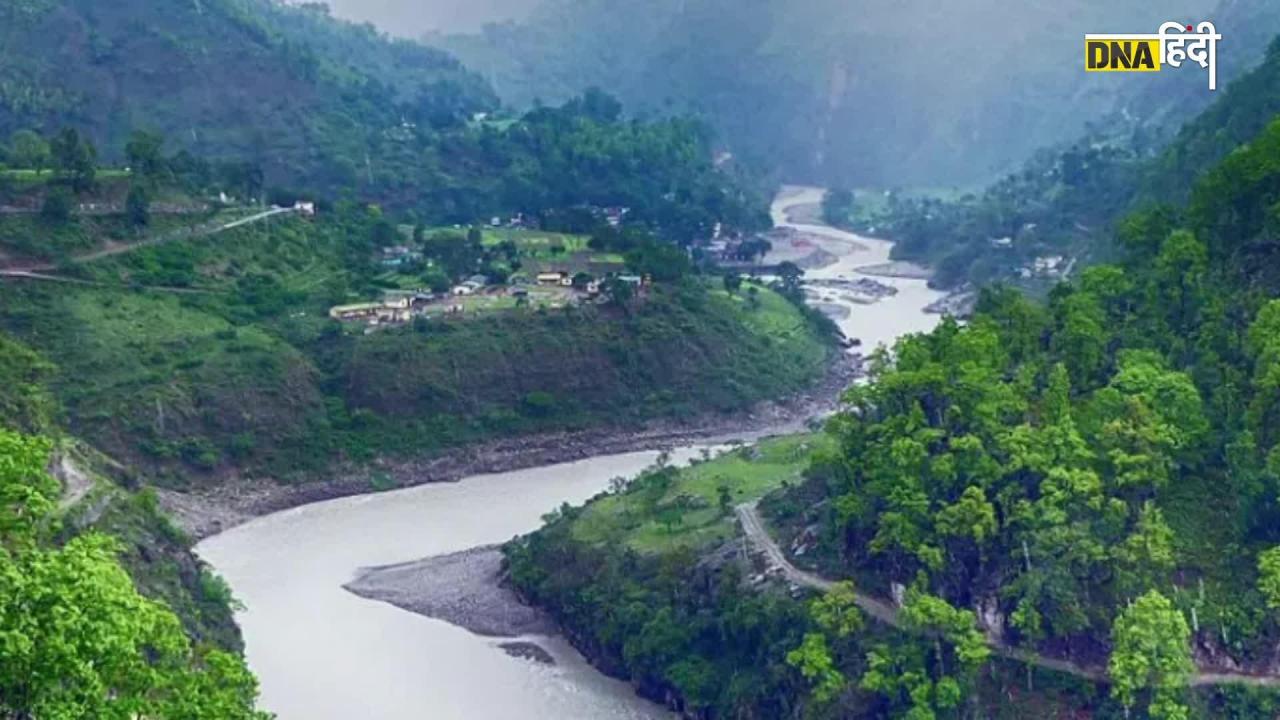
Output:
[[344, 546, 554, 638]]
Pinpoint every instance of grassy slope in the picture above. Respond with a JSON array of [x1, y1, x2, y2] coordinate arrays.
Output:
[[572, 433, 831, 553], [54, 441, 243, 652], [0, 213, 835, 485], [0, 336, 245, 656]]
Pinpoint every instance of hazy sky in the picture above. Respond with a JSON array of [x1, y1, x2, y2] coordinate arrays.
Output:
[[321, 0, 539, 35]]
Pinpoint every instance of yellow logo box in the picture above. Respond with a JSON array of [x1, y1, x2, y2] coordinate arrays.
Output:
[[1085, 38, 1163, 72]]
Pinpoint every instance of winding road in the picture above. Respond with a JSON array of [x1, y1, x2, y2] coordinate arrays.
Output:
[[1, 206, 299, 272], [734, 502, 1280, 687], [0, 205, 300, 292]]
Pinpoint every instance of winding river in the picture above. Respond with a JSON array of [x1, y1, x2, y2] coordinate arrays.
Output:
[[195, 187, 945, 719]]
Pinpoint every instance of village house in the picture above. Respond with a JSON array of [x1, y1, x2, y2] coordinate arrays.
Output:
[[329, 302, 381, 321], [329, 300, 411, 324], [452, 275, 489, 296], [329, 291, 426, 324]]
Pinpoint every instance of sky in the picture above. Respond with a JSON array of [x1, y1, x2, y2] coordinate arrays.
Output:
[[320, 0, 539, 35]]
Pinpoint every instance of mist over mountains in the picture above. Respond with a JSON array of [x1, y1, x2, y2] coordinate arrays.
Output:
[[302, 0, 1280, 188], [430, 0, 1229, 187], [321, 0, 538, 34]]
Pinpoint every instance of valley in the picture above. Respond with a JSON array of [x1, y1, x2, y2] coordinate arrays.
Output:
[[193, 187, 946, 719]]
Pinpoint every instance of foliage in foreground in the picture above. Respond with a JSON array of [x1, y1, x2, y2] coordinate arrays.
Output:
[[0, 429, 267, 719]]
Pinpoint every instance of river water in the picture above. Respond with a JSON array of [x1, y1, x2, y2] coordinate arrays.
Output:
[[195, 187, 944, 720]]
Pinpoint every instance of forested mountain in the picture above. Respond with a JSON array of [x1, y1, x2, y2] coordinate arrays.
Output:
[[0, 0, 492, 190], [435, 0, 1227, 187], [507, 65, 1280, 720], [0, 0, 767, 231], [863, 10, 1280, 289]]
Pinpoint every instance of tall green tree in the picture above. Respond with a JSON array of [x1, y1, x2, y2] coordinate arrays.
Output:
[[1108, 590, 1193, 720], [125, 130, 166, 179], [49, 128, 97, 192], [7, 129, 49, 174]]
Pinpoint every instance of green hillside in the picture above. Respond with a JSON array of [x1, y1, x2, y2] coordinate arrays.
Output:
[[0, 199, 835, 485], [506, 82, 1280, 720], [0, 335, 264, 718], [0, 0, 493, 191]]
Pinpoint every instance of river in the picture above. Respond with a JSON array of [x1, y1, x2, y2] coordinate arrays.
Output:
[[195, 187, 945, 719]]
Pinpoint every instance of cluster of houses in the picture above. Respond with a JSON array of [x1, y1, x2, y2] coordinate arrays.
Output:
[[328, 267, 652, 328], [328, 291, 435, 324], [485, 205, 631, 231]]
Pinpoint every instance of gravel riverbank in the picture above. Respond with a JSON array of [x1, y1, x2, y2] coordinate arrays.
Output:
[[344, 546, 553, 638]]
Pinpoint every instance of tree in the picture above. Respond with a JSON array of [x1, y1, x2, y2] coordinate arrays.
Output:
[[811, 581, 863, 639], [822, 187, 855, 226], [1257, 547, 1280, 610], [863, 590, 989, 718], [603, 276, 635, 308], [126, 184, 151, 228], [1109, 590, 1193, 720], [934, 485, 997, 545], [1111, 503, 1176, 600], [8, 129, 49, 174], [723, 272, 742, 295], [775, 261, 804, 301], [125, 130, 166, 179], [49, 128, 97, 192], [0, 429, 269, 719], [786, 633, 846, 703]]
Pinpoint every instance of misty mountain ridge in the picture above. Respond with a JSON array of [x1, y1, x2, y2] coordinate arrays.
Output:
[[426, 0, 1277, 187]]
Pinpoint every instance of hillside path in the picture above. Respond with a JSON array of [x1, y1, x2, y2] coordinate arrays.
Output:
[[734, 502, 1280, 687], [1, 205, 299, 273]]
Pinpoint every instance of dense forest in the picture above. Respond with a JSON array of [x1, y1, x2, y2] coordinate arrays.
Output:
[[506, 43, 1280, 720]]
